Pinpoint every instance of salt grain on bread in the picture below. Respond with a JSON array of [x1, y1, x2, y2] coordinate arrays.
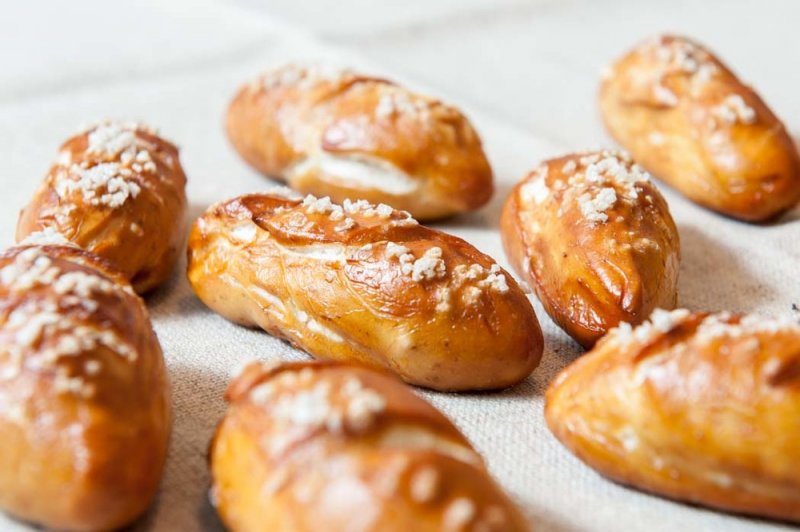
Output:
[[226, 64, 493, 220], [187, 190, 542, 391]]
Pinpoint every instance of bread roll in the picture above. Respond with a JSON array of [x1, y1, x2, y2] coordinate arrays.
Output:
[[501, 151, 680, 348], [210, 360, 529, 531], [0, 245, 171, 530], [546, 308, 800, 522], [226, 65, 493, 220], [187, 190, 542, 391], [17, 120, 188, 293], [599, 35, 800, 221]]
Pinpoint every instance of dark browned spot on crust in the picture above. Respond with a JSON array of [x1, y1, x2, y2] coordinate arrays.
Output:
[[632, 313, 708, 363], [766, 353, 800, 387]]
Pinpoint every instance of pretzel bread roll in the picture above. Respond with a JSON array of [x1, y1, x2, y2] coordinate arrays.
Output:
[[599, 35, 800, 221], [546, 309, 800, 522], [226, 65, 493, 220], [210, 360, 529, 531], [0, 245, 171, 530], [187, 190, 542, 391], [16, 120, 188, 293], [501, 151, 680, 348]]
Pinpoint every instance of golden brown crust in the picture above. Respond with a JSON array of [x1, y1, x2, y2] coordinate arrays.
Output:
[[0, 245, 171, 530], [599, 35, 800, 221], [187, 190, 542, 391], [16, 120, 188, 293], [501, 151, 680, 348], [545, 309, 800, 522], [226, 65, 493, 220], [210, 360, 529, 532]]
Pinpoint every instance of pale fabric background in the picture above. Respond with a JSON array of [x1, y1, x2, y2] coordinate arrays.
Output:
[[1, 1, 798, 530]]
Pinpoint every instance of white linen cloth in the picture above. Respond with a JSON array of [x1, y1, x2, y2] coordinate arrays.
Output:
[[0, 1, 797, 530]]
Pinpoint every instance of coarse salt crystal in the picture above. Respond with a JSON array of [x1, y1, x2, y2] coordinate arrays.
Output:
[[19, 227, 76, 247], [579, 187, 617, 223], [520, 175, 549, 205], [55, 163, 141, 208], [712, 94, 757, 125], [410, 247, 446, 282]]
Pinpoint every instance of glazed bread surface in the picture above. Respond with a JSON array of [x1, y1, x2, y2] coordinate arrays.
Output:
[[226, 65, 493, 220], [0, 245, 171, 530], [187, 189, 542, 391], [599, 35, 800, 221], [546, 308, 800, 522], [502, 151, 680, 348], [16, 120, 188, 293], [210, 360, 529, 532]]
